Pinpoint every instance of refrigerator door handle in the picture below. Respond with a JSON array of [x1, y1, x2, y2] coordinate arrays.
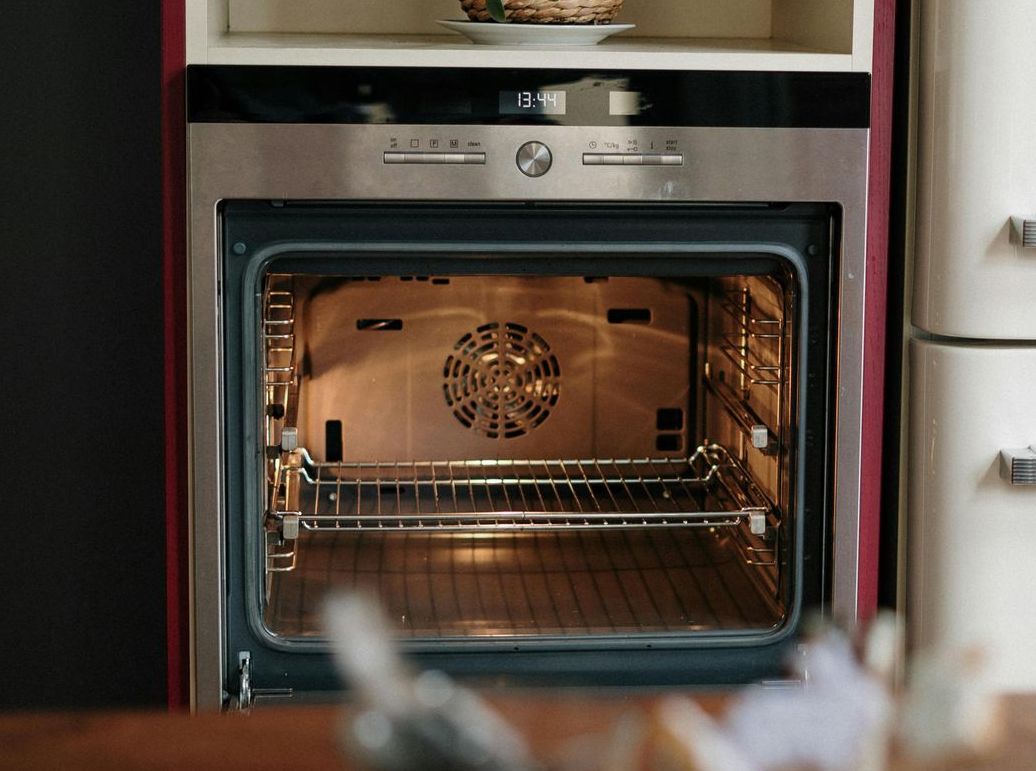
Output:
[[1009, 217, 1036, 247], [1000, 446, 1036, 484]]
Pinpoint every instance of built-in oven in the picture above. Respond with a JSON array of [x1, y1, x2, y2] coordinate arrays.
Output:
[[187, 66, 871, 709]]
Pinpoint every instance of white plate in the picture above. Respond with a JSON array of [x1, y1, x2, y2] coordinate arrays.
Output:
[[437, 20, 635, 46]]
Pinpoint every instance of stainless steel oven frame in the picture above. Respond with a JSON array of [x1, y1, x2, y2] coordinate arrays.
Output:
[[188, 120, 869, 709]]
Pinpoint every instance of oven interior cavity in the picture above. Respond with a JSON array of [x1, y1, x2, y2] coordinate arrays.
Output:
[[260, 271, 795, 640]]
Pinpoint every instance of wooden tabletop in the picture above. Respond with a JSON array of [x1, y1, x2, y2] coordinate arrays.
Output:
[[2, 692, 1035, 770], [2, 692, 650, 771]]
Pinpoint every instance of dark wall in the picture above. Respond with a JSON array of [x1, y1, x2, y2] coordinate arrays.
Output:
[[878, 0, 913, 611], [0, 3, 166, 708]]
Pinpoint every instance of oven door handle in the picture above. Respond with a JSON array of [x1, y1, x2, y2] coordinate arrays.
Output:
[[1010, 216, 1036, 247], [1000, 446, 1036, 485]]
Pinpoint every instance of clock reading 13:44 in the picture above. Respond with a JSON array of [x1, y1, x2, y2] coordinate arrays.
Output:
[[499, 90, 567, 116]]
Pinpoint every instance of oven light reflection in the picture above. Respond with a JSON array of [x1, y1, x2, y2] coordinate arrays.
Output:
[[464, 544, 517, 564]]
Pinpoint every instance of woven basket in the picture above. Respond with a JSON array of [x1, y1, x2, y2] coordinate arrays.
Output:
[[460, 0, 624, 24]]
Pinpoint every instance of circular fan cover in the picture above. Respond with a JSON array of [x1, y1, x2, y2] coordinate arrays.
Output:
[[443, 322, 561, 439]]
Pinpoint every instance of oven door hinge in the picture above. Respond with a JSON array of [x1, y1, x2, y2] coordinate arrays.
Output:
[[232, 651, 293, 711], [233, 651, 253, 711]]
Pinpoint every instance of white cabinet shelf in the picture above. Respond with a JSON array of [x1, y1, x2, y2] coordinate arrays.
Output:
[[199, 33, 853, 71], [189, 0, 873, 73]]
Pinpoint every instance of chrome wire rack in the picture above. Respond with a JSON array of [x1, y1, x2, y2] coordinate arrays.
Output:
[[265, 526, 784, 638], [717, 285, 787, 390], [263, 276, 297, 448], [266, 444, 774, 536]]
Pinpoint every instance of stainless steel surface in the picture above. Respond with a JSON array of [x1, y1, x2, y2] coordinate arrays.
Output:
[[189, 121, 870, 709], [516, 141, 552, 177], [1000, 446, 1036, 485], [1010, 216, 1036, 248]]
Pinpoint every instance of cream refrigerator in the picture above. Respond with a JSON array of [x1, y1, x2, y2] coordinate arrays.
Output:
[[910, 0, 1036, 690]]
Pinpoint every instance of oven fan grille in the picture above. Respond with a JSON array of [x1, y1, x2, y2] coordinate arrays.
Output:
[[443, 321, 561, 439]]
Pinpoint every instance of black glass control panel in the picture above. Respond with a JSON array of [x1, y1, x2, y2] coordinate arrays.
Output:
[[187, 66, 870, 128]]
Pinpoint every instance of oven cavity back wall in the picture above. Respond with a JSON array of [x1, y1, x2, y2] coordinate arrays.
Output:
[[291, 275, 693, 462]]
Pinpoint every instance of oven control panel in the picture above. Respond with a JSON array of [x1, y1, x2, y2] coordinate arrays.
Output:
[[381, 137, 685, 175]]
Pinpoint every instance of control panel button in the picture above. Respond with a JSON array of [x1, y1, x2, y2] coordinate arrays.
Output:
[[516, 141, 552, 177], [581, 152, 684, 167], [383, 151, 485, 165], [405, 152, 445, 163]]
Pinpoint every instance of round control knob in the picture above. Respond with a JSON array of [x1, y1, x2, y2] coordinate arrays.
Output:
[[516, 141, 552, 178]]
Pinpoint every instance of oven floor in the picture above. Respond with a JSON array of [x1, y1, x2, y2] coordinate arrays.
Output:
[[265, 528, 782, 638]]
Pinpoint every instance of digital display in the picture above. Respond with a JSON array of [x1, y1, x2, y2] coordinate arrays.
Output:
[[499, 90, 567, 116]]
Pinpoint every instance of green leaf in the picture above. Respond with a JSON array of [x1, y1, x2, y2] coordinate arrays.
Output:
[[486, 0, 507, 23]]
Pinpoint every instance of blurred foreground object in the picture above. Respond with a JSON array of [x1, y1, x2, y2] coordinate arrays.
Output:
[[649, 614, 1006, 771], [325, 593, 538, 771], [323, 597, 1005, 771], [898, 647, 1005, 763], [654, 622, 893, 771]]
